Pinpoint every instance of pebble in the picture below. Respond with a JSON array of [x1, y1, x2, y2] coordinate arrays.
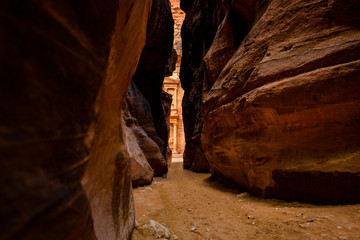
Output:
[[206, 228, 211, 232], [299, 224, 305, 228], [191, 227, 196, 232], [145, 187, 153, 190], [307, 218, 314, 222], [337, 226, 343, 229]]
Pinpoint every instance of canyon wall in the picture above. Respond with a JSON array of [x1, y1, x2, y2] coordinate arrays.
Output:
[[180, 0, 229, 172], [132, 0, 174, 171], [124, 0, 174, 184], [0, 0, 172, 239], [181, 0, 360, 203]]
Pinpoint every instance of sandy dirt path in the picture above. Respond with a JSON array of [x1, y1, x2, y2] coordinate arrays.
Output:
[[132, 162, 360, 240]]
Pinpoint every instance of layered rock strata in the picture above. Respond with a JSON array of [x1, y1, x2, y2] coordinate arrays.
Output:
[[181, 0, 360, 203], [0, 0, 172, 239]]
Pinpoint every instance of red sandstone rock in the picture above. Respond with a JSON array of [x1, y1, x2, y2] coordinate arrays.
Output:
[[132, 0, 174, 174], [0, 0, 172, 239], [123, 82, 155, 187], [180, 0, 224, 172], [182, 0, 360, 203], [123, 81, 170, 178]]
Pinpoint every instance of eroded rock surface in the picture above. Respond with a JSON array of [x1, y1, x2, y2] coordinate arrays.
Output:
[[0, 0, 172, 239], [132, 0, 174, 176], [123, 82, 155, 187], [181, 0, 360, 203], [180, 0, 229, 172], [123, 0, 174, 181]]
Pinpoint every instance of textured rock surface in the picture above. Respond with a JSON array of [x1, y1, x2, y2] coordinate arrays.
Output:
[[123, 82, 155, 187], [123, 81, 171, 183], [123, 0, 174, 179], [180, 0, 229, 172], [162, 91, 173, 166], [140, 220, 171, 239], [182, 0, 360, 203], [132, 0, 174, 177], [0, 0, 174, 239]]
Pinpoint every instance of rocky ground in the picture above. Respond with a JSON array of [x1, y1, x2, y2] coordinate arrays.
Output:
[[132, 162, 360, 240]]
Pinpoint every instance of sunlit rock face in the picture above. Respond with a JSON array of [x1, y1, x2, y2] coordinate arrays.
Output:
[[181, 0, 360, 203], [0, 0, 173, 239]]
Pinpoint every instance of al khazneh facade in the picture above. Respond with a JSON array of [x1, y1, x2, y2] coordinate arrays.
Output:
[[163, 0, 185, 156]]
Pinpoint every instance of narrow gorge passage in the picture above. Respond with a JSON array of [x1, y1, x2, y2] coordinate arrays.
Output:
[[132, 162, 360, 240], [1, 0, 360, 239]]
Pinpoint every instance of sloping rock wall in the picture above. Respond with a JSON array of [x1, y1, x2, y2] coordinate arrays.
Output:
[[0, 0, 171, 239], [180, 0, 230, 172], [123, 0, 174, 180], [123, 82, 155, 187], [181, 0, 360, 203], [132, 0, 174, 176]]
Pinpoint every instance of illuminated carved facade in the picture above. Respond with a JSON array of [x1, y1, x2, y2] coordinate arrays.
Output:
[[163, 0, 185, 156]]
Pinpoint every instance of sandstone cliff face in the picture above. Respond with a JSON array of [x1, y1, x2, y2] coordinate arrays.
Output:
[[123, 82, 155, 187], [0, 0, 172, 239], [124, 0, 174, 180], [123, 80, 173, 186], [132, 0, 174, 176], [181, 0, 360, 203], [180, 0, 230, 172]]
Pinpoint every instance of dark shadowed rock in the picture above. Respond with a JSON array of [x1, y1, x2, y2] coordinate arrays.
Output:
[[180, 0, 230, 172], [132, 0, 175, 173], [0, 0, 173, 239], [123, 81, 168, 178], [162, 91, 173, 166], [123, 84, 154, 187]]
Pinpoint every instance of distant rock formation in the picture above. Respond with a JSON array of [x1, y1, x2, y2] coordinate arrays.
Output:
[[181, 0, 360, 203]]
